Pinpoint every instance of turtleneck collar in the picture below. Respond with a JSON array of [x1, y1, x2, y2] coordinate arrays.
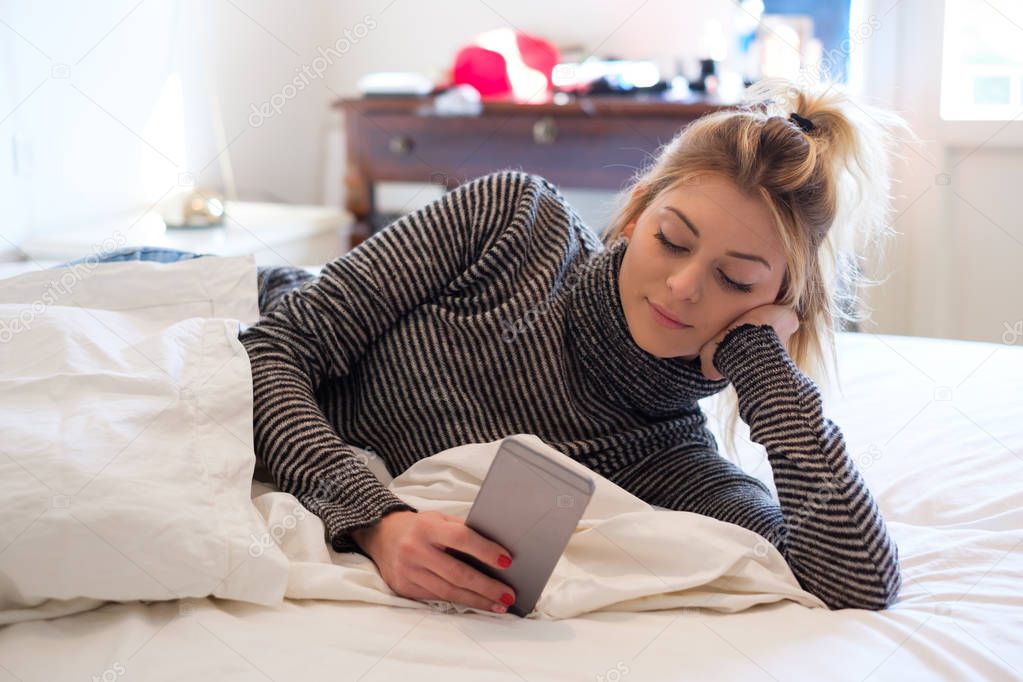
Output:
[[566, 236, 730, 418]]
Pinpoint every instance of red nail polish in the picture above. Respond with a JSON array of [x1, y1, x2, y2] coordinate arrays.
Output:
[[501, 593, 514, 605], [498, 554, 512, 568]]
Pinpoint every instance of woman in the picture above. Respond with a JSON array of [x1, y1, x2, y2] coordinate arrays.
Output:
[[73, 77, 907, 616]]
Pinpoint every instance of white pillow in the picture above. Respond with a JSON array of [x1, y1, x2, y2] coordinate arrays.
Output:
[[0, 256, 288, 624], [0, 254, 260, 327]]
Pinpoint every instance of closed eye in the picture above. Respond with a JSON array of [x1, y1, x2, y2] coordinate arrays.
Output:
[[654, 228, 754, 293]]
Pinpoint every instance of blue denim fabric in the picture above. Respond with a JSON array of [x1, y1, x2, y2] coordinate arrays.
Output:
[[53, 246, 211, 269]]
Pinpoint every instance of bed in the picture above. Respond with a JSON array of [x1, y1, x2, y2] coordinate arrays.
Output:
[[0, 256, 1020, 681]]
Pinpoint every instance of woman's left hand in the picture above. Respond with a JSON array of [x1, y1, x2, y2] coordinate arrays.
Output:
[[699, 304, 800, 380]]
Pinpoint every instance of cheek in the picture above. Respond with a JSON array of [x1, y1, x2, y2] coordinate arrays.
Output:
[[640, 243, 683, 286], [636, 236, 663, 265], [625, 243, 664, 288], [704, 304, 735, 327], [702, 298, 753, 332]]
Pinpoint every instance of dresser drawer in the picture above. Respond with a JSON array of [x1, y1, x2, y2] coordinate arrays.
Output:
[[351, 111, 703, 190]]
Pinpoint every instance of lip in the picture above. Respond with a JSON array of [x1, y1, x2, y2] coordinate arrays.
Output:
[[647, 299, 692, 329]]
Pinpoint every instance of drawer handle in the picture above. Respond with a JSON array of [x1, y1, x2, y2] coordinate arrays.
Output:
[[532, 117, 557, 145], [389, 135, 414, 155]]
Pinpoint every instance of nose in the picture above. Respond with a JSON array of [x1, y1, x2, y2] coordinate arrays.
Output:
[[666, 264, 702, 304]]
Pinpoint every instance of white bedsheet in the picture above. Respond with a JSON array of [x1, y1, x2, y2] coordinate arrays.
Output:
[[0, 286, 1020, 679]]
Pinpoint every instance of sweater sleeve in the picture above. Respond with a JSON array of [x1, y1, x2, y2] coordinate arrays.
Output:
[[714, 322, 902, 609], [238, 170, 532, 555], [604, 323, 902, 610]]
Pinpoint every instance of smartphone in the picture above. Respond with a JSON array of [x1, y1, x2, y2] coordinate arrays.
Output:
[[444, 436, 595, 617]]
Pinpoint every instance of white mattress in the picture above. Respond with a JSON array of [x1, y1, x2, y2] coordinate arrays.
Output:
[[1, 328, 1020, 679]]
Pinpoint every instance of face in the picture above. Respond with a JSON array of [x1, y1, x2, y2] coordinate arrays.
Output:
[[619, 173, 788, 360]]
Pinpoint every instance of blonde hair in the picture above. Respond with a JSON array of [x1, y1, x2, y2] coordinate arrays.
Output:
[[601, 77, 912, 463]]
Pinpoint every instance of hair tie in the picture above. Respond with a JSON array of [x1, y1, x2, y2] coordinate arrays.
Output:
[[789, 112, 815, 134]]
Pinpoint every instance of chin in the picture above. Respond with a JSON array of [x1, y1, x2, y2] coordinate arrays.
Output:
[[636, 334, 697, 360]]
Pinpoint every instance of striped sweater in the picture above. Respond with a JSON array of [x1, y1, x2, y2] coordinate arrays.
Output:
[[238, 170, 902, 610]]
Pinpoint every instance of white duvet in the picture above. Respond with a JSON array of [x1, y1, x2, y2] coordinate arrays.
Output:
[[0, 255, 823, 625], [254, 433, 826, 619], [0, 256, 289, 624]]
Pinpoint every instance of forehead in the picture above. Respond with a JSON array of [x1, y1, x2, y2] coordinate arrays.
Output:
[[652, 175, 784, 261]]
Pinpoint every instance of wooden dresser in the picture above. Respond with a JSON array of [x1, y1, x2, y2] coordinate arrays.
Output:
[[335, 94, 734, 247]]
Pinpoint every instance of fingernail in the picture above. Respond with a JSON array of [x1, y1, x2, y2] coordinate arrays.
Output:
[[501, 593, 514, 605], [491, 603, 507, 613], [498, 554, 512, 568]]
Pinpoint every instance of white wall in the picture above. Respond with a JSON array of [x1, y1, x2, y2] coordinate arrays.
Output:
[[0, 0, 733, 257], [0, 0, 337, 254]]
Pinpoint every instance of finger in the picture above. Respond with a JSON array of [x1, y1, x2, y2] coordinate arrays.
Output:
[[411, 563, 509, 613], [396, 577, 443, 603], [428, 545, 516, 606], [439, 519, 513, 571], [427, 548, 515, 605]]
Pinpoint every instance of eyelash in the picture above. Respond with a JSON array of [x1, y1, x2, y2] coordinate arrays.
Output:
[[654, 229, 754, 293]]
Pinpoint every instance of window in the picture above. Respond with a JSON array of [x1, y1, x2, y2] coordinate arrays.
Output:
[[941, 0, 1023, 120]]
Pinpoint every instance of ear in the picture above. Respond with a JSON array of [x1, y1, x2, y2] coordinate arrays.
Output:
[[629, 183, 650, 212], [622, 183, 648, 243], [622, 219, 637, 242]]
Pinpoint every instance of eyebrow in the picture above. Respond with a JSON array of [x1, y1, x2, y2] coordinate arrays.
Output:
[[663, 206, 773, 271]]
